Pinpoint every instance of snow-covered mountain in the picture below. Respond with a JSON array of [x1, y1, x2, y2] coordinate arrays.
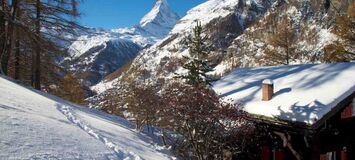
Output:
[[90, 0, 353, 106], [139, 0, 180, 38], [0, 76, 172, 159], [63, 0, 180, 87], [90, 0, 275, 94]]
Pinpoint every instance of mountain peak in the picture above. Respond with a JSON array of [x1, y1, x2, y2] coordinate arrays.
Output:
[[139, 0, 180, 38]]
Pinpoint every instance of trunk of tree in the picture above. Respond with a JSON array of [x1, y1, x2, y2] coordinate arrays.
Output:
[[14, 27, 20, 79], [33, 0, 41, 90], [13, 3, 21, 80], [185, 120, 203, 160], [161, 129, 167, 146], [0, 0, 6, 70], [1, 26, 12, 75], [1, 0, 18, 75], [274, 131, 303, 160], [284, 25, 290, 65]]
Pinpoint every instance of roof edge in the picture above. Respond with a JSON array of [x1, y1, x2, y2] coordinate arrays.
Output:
[[311, 91, 355, 130]]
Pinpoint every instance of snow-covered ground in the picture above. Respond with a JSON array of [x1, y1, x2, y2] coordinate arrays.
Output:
[[0, 76, 172, 160]]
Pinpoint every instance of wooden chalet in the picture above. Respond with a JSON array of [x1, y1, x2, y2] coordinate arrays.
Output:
[[213, 62, 355, 160]]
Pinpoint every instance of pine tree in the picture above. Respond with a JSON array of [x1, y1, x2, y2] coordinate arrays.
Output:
[[176, 21, 214, 87], [167, 22, 257, 160]]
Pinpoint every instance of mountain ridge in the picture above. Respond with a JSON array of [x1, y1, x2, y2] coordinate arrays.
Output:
[[62, 0, 180, 88]]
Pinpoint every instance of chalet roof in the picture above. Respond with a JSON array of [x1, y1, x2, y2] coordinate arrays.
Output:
[[213, 62, 355, 126]]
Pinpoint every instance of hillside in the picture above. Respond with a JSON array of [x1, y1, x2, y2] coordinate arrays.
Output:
[[89, 0, 354, 105], [0, 76, 172, 160], [89, 0, 277, 99]]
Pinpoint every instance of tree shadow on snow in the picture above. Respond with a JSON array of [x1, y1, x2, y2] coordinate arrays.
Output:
[[277, 100, 325, 124], [217, 63, 353, 104]]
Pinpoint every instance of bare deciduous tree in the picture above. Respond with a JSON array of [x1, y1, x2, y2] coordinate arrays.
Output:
[[160, 83, 257, 160], [264, 16, 298, 65], [0, 0, 84, 90]]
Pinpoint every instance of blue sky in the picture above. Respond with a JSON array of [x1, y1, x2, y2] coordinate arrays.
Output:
[[78, 0, 206, 29]]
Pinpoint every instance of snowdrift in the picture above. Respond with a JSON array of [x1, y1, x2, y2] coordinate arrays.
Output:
[[0, 76, 172, 160]]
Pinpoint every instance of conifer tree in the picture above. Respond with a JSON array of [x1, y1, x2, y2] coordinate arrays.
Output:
[[177, 21, 214, 87], [164, 21, 258, 160]]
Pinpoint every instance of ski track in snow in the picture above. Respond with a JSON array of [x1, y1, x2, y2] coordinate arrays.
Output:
[[58, 104, 143, 160]]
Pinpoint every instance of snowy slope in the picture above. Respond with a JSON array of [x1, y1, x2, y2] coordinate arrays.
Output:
[[213, 62, 355, 125], [171, 0, 239, 34], [0, 76, 172, 160], [63, 0, 180, 87]]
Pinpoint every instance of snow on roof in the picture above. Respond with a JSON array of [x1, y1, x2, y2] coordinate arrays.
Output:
[[0, 76, 172, 159], [262, 79, 273, 85], [213, 62, 355, 125]]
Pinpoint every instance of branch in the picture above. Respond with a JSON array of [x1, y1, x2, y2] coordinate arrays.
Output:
[[274, 131, 303, 160]]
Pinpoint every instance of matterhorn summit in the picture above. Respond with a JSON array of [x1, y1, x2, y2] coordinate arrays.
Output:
[[139, 0, 180, 38]]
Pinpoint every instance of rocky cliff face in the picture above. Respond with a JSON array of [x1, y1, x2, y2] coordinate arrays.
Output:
[[63, 38, 141, 86]]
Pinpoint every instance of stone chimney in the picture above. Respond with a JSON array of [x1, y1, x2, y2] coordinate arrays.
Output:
[[262, 79, 274, 101]]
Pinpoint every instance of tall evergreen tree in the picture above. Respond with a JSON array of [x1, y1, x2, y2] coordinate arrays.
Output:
[[176, 21, 214, 87]]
